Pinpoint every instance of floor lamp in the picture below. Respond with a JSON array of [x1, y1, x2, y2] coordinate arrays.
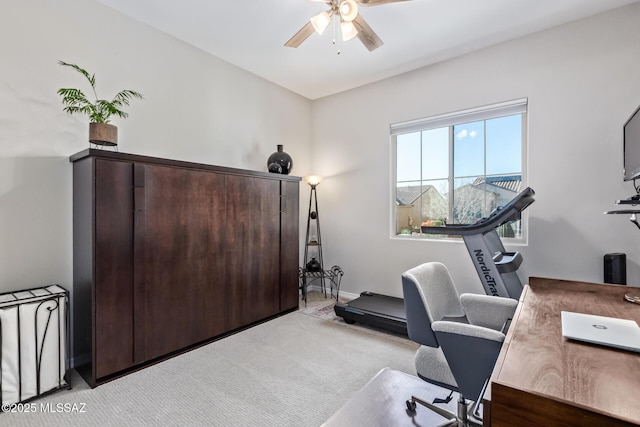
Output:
[[303, 175, 325, 294]]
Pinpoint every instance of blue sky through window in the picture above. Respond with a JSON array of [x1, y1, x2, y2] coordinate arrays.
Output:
[[396, 113, 522, 193]]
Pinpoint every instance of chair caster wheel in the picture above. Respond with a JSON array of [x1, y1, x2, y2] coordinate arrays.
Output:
[[406, 399, 416, 412]]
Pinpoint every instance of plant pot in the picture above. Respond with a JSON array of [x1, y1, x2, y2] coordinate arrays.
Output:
[[89, 122, 118, 146], [306, 257, 322, 272]]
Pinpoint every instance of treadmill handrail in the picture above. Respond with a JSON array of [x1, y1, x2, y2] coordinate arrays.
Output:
[[420, 187, 535, 236]]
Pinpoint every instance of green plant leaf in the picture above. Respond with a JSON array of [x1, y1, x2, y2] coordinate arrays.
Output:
[[112, 90, 144, 108], [57, 60, 143, 124]]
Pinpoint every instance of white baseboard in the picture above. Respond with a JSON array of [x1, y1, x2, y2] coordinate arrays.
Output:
[[304, 284, 359, 301]]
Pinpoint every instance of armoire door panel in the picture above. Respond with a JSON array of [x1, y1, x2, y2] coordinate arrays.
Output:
[[133, 164, 147, 365], [142, 165, 227, 360], [225, 176, 281, 330], [279, 180, 300, 311], [94, 159, 134, 379]]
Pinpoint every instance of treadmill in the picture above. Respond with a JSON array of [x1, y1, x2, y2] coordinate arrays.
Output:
[[334, 187, 535, 333], [334, 291, 408, 335]]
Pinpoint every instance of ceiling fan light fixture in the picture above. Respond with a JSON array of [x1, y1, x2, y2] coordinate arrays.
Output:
[[287, 0, 393, 51], [339, 0, 359, 22], [341, 20, 358, 42], [310, 10, 332, 35]]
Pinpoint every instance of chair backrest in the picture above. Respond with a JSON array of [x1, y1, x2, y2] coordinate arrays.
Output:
[[402, 262, 465, 348]]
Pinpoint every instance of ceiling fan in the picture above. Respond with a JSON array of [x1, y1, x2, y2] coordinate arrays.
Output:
[[285, 0, 411, 52]]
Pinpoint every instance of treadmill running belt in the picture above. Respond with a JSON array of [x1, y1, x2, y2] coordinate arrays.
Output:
[[346, 293, 406, 319], [334, 292, 408, 336]]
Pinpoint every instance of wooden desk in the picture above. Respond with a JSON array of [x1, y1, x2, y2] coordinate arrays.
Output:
[[485, 277, 640, 426]]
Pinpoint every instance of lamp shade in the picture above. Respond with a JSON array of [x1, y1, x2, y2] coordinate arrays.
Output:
[[310, 10, 332, 35], [339, 0, 358, 22], [341, 21, 358, 42], [304, 175, 323, 187]]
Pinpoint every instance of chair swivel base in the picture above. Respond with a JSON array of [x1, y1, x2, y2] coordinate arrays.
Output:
[[405, 395, 480, 427]]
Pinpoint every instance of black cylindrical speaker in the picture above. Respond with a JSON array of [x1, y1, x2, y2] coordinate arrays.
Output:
[[604, 253, 626, 285]]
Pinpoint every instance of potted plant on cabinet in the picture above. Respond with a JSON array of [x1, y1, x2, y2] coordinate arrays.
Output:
[[57, 60, 143, 147]]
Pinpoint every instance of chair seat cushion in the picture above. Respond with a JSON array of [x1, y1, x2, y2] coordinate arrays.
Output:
[[414, 345, 458, 390]]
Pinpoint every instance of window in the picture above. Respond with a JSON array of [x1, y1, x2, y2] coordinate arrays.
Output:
[[392, 99, 527, 239]]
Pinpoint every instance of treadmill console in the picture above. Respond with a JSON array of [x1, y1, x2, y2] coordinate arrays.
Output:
[[420, 187, 535, 235], [422, 187, 535, 299]]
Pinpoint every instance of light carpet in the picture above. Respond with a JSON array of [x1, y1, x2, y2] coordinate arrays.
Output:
[[3, 292, 456, 426], [300, 292, 413, 347]]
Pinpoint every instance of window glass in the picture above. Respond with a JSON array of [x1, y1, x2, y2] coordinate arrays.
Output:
[[452, 176, 488, 224], [396, 133, 421, 182], [422, 128, 449, 180], [396, 179, 448, 235], [392, 100, 527, 239], [486, 115, 521, 175], [453, 121, 484, 178]]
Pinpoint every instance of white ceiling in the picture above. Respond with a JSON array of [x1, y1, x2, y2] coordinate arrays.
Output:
[[95, 0, 640, 100]]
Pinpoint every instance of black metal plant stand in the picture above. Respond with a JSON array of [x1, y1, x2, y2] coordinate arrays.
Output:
[[299, 265, 344, 304], [302, 180, 325, 297], [299, 178, 344, 305]]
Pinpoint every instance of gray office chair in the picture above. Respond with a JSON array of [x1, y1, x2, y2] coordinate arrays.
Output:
[[402, 262, 517, 426]]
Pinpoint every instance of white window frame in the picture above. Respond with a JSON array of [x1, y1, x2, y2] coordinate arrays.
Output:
[[390, 98, 528, 242]]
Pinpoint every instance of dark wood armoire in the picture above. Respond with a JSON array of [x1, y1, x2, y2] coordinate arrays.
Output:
[[71, 149, 300, 387]]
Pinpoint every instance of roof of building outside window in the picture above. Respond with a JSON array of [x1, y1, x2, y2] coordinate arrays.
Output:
[[397, 175, 522, 206]]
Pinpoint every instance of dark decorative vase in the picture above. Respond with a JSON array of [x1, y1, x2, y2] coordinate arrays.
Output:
[[306, 257, 321, 272], [267, 144, 293, 175]]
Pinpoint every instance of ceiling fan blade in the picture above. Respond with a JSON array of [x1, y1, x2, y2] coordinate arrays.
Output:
[[357, 0, 411, 6], [284, 22, 315, 48], [353, 14, 383, 51]]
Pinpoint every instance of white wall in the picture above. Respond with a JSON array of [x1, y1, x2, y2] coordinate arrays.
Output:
[[0, 0, 312, 294], [2, 0, 639, 301], [312, 3, 640, 296]]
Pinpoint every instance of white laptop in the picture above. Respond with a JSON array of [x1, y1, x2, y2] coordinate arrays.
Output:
[[561, 311, 640, 353]]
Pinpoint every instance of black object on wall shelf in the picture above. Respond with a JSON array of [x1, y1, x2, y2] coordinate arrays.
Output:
[[604, 253, 627, 285]]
